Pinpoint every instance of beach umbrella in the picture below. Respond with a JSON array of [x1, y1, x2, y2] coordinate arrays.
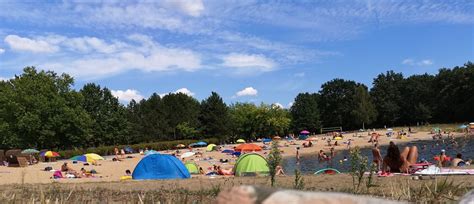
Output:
[[334, 137, 343, 140], [300, 130, 310, 134], [181, 152, 195, 158], [84, 153, 104, 160], [70, 155, 96, 163], [40, 151, 60, 158], [236, 139, 246, 144], [176, 144, 186, 148], [145, 150, 160, 156], [235, 144, 262, 152], [22, 149, 39, 154]]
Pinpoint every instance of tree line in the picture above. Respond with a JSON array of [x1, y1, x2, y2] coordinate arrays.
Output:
[[0, 62, 472, 149]]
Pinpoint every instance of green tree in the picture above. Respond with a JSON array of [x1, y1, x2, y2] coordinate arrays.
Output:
[[320, 79, 373, 130], [290, 93, 320, 134], [370, 71, 404, 126], [161, 93, 200, 140], [229, 103, 259, 141], [199, 92, 230, 142], [0, 67, 92, 149], [351, 85, 377, 129], [399, 74, 435, 124], [80, 83, 130, 146], [432, 62, 474, 123]]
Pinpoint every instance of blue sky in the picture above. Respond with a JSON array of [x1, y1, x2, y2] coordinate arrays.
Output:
[[0, 0, 473, 107]]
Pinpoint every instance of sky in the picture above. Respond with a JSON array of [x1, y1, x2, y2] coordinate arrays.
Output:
[[0, 0, 473, 107]]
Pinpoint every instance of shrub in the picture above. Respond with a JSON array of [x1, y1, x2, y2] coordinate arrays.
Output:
[[57, 138, 219, 158], [267, 140, 282, 187]]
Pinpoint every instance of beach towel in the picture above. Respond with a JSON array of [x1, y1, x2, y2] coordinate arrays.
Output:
[[53, 170, 63, 179]]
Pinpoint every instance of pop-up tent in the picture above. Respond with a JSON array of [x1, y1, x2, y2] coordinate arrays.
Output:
[[185, 162, 200, 174], [236, 139, 246, 144], [206, 144, 217, 151], [233, 153, 269, 176], [132, 154, 190, 180]]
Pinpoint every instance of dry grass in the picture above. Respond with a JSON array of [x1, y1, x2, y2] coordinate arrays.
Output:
[[1, 175, 472, 203]]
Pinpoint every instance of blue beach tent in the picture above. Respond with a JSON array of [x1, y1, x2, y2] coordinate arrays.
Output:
[[262, 138, 272, 143], [132, 154, 190, 180]]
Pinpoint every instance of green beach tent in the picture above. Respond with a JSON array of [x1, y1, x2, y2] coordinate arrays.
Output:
[[185, 162, 200, 174], [233, 153, 269, 177], [206, 144, 217, 152]]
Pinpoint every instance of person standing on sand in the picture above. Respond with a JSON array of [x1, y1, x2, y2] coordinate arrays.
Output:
[[296, 147, 300, 164], [372, 143, 383, 171], [120, 148, 125, 159], [114, 147, 119, 159]]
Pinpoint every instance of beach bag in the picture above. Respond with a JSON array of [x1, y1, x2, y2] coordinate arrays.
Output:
[[44, 166, 53, 171]]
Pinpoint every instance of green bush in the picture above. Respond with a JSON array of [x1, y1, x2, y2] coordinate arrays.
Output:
[[57, 138, 219, 158]]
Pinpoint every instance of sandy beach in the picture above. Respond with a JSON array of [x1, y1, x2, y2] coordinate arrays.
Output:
[[0, 129, 466, 185]]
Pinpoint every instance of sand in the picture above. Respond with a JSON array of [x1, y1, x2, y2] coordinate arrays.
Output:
[[0, 129, 466, 185]]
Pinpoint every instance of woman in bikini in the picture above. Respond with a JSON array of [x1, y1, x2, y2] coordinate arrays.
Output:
[[382, 142, 418, 174]]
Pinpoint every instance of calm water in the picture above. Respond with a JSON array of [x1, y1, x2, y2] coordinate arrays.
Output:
[[282, 136, 474, 175]]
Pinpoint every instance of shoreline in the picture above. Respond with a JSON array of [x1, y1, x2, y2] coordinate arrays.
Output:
[[282, 130, 469, 160], [0, 130, 470, 185]]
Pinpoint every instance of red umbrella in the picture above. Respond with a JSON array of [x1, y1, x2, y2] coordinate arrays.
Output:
[[235, 144, 262, 152]]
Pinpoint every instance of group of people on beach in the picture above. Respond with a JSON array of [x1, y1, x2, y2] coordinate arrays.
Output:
[[56, 162, 97, 178], [372, 140, 471, 175]]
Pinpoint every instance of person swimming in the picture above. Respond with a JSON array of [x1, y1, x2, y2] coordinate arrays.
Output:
[[451, 153, 465, 167]]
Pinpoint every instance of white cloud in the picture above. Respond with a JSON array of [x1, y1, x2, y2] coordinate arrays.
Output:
[[174, 88, 195, 96], [159, 88, 195, 97], [288, 102, 294, 108], [402, 58, 433, 66], [0, 48, 4, 54], [235, 87, 258, 97], [222, 53, 276, 72], [163, 0, 205, 17], [26, 34, 203, 79], [4, 35, 59, 53], [294, 72, 305, 77], [0, 76, 11, 81], [111, 89, 144, 102], [420, 60, 433, 66], [273, 103, 284, 109]]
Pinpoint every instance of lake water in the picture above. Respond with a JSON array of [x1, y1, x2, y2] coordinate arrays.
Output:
[[282, 136, 474, 175]]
